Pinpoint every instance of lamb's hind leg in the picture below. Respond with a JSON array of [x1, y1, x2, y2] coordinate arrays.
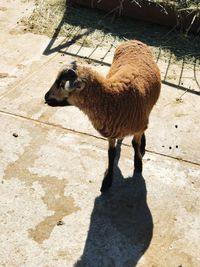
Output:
[[100, 138, 116, 193], [132, 132, 145, 174], [140, 133, 146, 157]]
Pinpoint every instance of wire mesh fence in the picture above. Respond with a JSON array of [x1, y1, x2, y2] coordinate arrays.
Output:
[[43, 5, 200, 95]]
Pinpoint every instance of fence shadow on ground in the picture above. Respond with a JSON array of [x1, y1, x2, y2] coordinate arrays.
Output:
[[43, 1, 200, 95], [74, 141, 153, 267]]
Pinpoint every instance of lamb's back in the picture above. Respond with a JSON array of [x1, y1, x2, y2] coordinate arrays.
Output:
[[107, 40, 161, 102], [108, 40, 155, 76]]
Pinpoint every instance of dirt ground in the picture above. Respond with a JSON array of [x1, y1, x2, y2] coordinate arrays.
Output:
[[0, 1, 200, 267]]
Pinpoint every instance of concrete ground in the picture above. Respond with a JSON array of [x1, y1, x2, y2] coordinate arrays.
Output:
[[0, 1, 200, 267]]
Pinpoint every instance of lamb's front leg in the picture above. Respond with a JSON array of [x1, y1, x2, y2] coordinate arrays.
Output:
[[100, 138, 116, 193]]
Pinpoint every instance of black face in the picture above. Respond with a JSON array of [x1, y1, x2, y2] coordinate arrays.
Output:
[[44, 91, 71, 107], [44, 68, 78, 107]]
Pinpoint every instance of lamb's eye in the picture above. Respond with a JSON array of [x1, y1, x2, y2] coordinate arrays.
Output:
[[73, 81, 80, 88], [73, 80, 83, 89], [60, 81, 65, 89]]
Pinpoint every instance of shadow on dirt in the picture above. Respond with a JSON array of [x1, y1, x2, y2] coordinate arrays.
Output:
[[74, 141, 153, 267]]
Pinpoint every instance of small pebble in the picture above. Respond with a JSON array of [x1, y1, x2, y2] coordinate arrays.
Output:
[[169, 146, 172, 149], [176, 145, 178, 148], [175, 125, 178, 128], [89, 180, 92, 183], [57, 220, 64, 226], [13, 133, 18, 138], [176, 98, 183, 103]]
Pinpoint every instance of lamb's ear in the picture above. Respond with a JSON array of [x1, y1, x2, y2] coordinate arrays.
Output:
[[64, 69, 78, 91], [69, 61, 77, 70]]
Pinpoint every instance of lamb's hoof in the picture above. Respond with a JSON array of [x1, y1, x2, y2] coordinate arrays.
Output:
[[141, 149, 145, 157], [100, 174, 113, 193], [134, 161, 142, 174]]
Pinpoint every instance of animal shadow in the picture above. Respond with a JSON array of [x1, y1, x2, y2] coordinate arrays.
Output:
[[74, 141, 153, 267]]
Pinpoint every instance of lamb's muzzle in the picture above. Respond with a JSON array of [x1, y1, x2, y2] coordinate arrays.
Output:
[[45, 91, 70, 107], [44, 40, 161, 193]]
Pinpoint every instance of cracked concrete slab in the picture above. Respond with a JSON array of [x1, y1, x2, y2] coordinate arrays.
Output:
[[0, 0, 200, 266]]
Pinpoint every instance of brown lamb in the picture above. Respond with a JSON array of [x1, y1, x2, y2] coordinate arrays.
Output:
[[45, 40, 161, 192]]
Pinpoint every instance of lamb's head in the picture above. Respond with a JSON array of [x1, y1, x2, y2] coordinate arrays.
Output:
[[44, 62, 87, 107]]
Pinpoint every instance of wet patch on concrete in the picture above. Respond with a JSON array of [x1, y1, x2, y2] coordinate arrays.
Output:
[[3, 121, 79, 244], [28, 188, 78, 243]]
